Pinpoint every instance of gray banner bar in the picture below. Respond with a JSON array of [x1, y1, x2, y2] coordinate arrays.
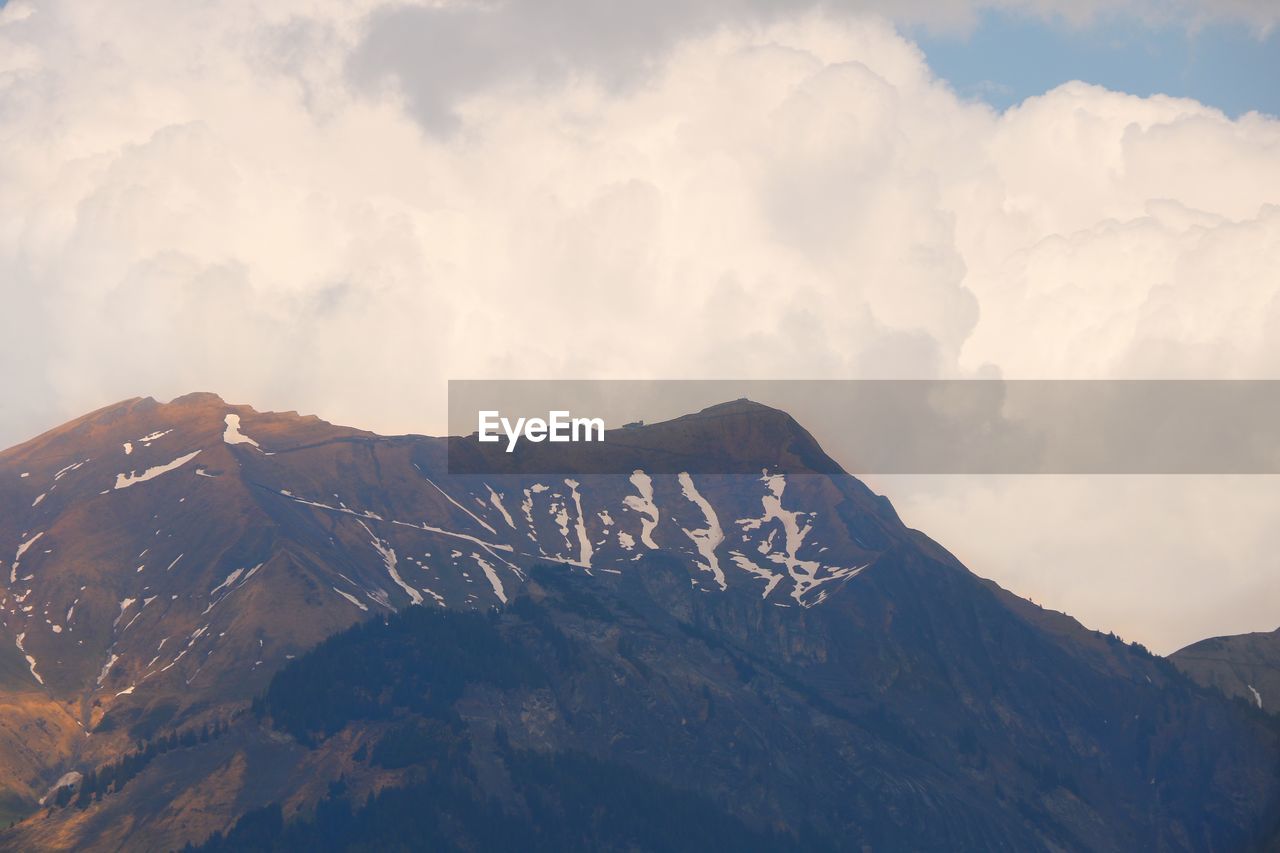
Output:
[[446, 380, 1280, 475]]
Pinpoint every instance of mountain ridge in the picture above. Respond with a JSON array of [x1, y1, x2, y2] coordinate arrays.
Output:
[[0, 393, 1277, 850]]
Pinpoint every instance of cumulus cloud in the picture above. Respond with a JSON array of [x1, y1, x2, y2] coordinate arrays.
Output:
[[0, 0, 1277, 650], [349, 1, 1280, 135]]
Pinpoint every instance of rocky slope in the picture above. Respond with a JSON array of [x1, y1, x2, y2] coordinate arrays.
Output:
[[0, 394, 1276, 850]]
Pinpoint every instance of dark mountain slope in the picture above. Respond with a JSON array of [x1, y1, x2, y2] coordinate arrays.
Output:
[[179, 554, 1278, 852], [16, 540, 1279, 851]]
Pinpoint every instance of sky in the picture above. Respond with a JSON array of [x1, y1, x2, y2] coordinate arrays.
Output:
[[916, 13, 1280, 118], [0, 0, 1278, 653]]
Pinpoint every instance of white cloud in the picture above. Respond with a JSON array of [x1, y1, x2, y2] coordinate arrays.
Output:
[[879, 474, 1280, 654], [0, 0, 1277, 650]]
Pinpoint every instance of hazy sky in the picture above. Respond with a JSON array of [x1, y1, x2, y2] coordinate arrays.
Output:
[[1, 0, 1277, 653]]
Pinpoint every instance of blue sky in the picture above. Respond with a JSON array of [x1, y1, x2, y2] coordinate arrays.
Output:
[[914, 12, 1280, 117]]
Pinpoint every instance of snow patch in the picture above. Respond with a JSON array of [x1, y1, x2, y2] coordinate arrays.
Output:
[[565, 479, 593, 568], [486, 485, 516, 529], [1248, 684, 1263, 709], [53, 459, 87, 481], [38, 772, 81, 805], [14, 633, 43, 684], [282, 491, 519, 584], [332, 587, 368, 611], [202, 563, 261, 615], [209, 568, 244, 596], [623, 470, 660, 549], [737, 473, 867, 606], [356, 520, 422, 606], [113, 598, 136, 629], [115, 450, 201, 490], [729, 552, 783, 598], [520, 489, 537, 539], [96, 652, 119, 686], [222, 413, 260, 448], [423, 476, 497, 535], [159, 650, 188, 673], [678, 473, 726, 590], [473, 554, 507, 604], [10, 532, 44, 583]]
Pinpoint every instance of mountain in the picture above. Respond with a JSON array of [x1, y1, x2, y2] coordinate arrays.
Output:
[[0, 393, 893, 820], [1172, 628, 1280, 715], [0, 394, 1277, 851]]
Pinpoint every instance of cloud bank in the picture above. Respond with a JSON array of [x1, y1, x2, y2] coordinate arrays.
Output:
[[0, 0, 1277, 651]]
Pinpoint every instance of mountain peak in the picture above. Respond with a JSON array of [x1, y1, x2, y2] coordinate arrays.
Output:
[[619, 397, 843, 475], [449, 397, 845, 476], [688, 397, 779, 416], [1172, 626, 1280, 711], [164, 391, 232, 409]]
